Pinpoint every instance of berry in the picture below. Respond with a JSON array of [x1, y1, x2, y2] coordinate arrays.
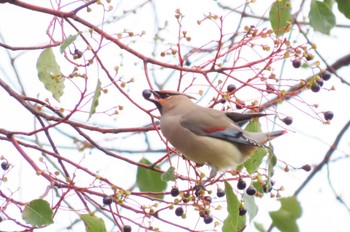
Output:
[[102, 195, 113, 205], [1, 161, 9, 171], [311, 83, 320, 92], [182, 192, 190, 203], [142, 89, 152, 99], [246, 186, 256, 196], [239, 207, 247, 216], [216, 189, 225, 198], [203, 196, 212, 204], [292, 59, 301, 68], [195, 185, 205, 197], [203, 215, 213, 224], [185, 59, 191, 66], [263, 183, 273, 193], [175, 207, 184, 216], [227, 84, 236, 92], [282, 116, 293, 125], [316, 78, 324, 87], [301, 164, 311, 172], [220, 98, 226, 104], [305, 53, 314, 61], [237, 179, 247, 190], [123, 225, 132, 232], [321, 71, 331, 81], [324, 111, 334, 120], [236, 100, 245, 109], [170, 187, 179, 197]]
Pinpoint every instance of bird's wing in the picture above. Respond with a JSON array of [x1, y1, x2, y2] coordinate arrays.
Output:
[[179, 110, 266, 147]]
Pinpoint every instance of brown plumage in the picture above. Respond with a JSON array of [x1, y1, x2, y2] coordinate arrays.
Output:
[[145, 90, 286, 179]]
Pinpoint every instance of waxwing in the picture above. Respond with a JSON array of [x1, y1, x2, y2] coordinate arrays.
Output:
[[143, 89, 286, 180]]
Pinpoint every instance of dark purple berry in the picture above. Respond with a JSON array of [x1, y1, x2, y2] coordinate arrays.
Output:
[[311, 83, 320, 92], [282, 116, 293, 125], [182, 192, 190, 203], [236, 100, 245, 109], [195, 185, 205, 197], [239, 207, 247, 216], [185, 59, 191, 66], [316, 78, 324, 87], [246, 186, 256, 196], [292, 59, 301, 68], [301, 164, 311, 172], [263, 183, 272, 193], [203, 215, 213, 224], [305, 53, 314, 61], [175, 207, 184, 216], [142, 89, 152, 99], [1, 161, 9, 171], [102, 195, 113, 205], [123, 225, 132, 232], [227, 84, 236, 92], [321, 71, 331, 81], [220, 98, 226, 104], [237, 179, 247, 190], [216, 189, 225, 198], [170, 187, 179, 197], [203, 196, 212, 204], [324, 111, 334, 120]]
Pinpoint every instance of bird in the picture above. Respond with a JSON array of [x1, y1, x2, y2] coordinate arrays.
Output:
[[143, 89, 286, 182]]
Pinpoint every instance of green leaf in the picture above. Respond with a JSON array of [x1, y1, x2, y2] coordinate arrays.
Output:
[[336, 0, 350, 19], [37, 48, 65, 102], [243, 119, 268, 174], [269, 196, 302, 232], [244, 147, 268, 174], [22, 199, 54, 226], [269, 0, 293, 36], [243, 119, 262, 133], [267, 149, 277, 179], [80, 214, 107, 232], [254, 222, 266, 232], [243, 193, 258, 223], [161, 167, 176, 182], [222, 181, 245, 232], [60, 33, 80, 53], [136, 158, 167, 199], [324, 0, 335, 8], [88, 79, 102, 120], [309, 0, 336, 34]]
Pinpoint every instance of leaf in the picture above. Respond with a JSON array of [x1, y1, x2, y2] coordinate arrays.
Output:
[[309, 0, 336, 34], [136, 158, 167, 199], [243, 119, 268, 174], [243, 118, 262, 133], [161, 167, 176, 182], [336, 0, 350, 19], [243, 193, 258, 223], [88, 79, 102, 120], [60, 33, 80, 53], [80, 214, 107, 232], [22, 199, 54, 226], [267, 149, 277, 179], [269, 196, 302, 232], [37, 48, 65, 102], [254, 222, 266, 232], [222, 181, 245, 232], [244, 147, 267, 174], [269, 0, 293, 36]]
